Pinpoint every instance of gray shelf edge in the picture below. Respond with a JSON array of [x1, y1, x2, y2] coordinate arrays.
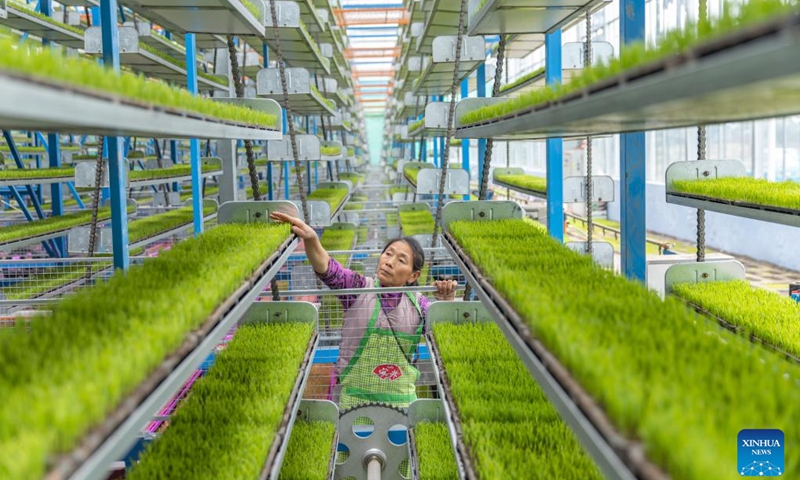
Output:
[[128, 213, 217, 250], [0, 74, 282, 140], [128, 169, 222, 189], [0, 175, 75, 187], [493, 179, 547, 200], [3, 5, 85, 45], [665, 193, 800, 228], [69, 236, 300, 480], [442, 234, 640, 480]]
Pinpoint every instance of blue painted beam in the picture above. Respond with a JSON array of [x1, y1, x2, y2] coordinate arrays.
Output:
[[545, 30, 564, 242], [620, 0, 647, 281], [185, 33, 203, 235], [101, 0, 130, 270]]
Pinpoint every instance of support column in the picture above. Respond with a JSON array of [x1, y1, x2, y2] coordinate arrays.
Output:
[[101, 0, 129, 270], [476, 65, 486, 195], [185, 33, 203, 235], [545, 31, 564, 242], [620, 0, 647, 281], [461, 78, 470, 200]]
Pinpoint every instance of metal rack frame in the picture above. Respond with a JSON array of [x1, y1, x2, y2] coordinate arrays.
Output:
[[466, 0, 611, 36], [1, 2, 85, 48], [117, 0, 266, 36], [456, 14, 800, 139]]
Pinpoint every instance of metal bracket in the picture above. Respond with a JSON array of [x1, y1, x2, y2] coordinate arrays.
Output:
[[316, 8, 329, 25], [151, 192, 181, 207], [432, 35, 485, 62], [320, 43, 334, 58], [74, 161, 109, 188], [217, 200, 299, 224], [56, 10, 81, 26], [407, 56, 423, 72], [424, 301, 492, 332], [562, 41, 615, 69], [565, 241, 615, 269], [292, 200, 332, 227], [454, 97, 506, 127], [397, 202, 429, 213], [416, 169, 470, 195], [298, 399, 339, 424], [424, 102, 449, 129], [262, 0, 299, 27], [266, 135, 321, 161], [122, 20, 150, 37], [665, 159, 747, 192], [239, 300, 318, 327], [664, 260, 746, 293], [69, 226, 113, 254], [317, 77, 339, 97], [408, 399, 446, 426], [563, 175, 615, 203], [338, 212, 360, 224], [0, 1, 6, 19], [85, 25, 139, 54], [492, 166, 525, 179], [410, 234, 434, 248], [144, 157, 175, 169], [441, 200, 522, 230], [257, 67, 311, 95]]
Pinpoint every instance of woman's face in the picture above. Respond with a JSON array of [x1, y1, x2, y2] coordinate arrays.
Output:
[[377, 241, 420, 287]]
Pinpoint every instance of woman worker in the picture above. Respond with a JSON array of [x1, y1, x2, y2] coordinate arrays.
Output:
[[270, 211, 458, 410]]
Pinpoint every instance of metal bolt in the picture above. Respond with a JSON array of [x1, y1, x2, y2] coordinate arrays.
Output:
[[701, 272, 709, 279], [463, 312, 470, 318], [255, 212, 263, 218], [478, 211, 486, 218], [702, 170, 710, 177]]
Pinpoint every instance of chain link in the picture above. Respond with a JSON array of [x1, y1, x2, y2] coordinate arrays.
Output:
[[430, 0, 469, 257], [227, 36, 262, 201], [478, 34, 506, 201], [584, 11, 594, 256], [267, 0, 309, 222], [697, 125, 706, 262], [85, 136, 105, 282], [152, 138, 171, 207]]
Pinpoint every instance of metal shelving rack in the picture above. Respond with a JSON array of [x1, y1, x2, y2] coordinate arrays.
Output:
[[466, 0, 611, 36], [456, 13, 800, 140], [0, 2, 85, 48]]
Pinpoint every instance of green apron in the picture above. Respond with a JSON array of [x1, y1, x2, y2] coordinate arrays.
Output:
[[339, 288, 424, 410]]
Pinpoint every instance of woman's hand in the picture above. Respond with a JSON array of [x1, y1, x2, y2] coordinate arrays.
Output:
[[433, 280, 458, 301], [270, 211, 317, 241]]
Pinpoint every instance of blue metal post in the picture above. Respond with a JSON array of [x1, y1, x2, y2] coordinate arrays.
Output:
[[545, 31, 564, 242], [40, 0, 64, 251], [267, 162, 274, 199], [312, 117, 318, 187], [620, 0, 647, 281], [476, 65, 487, 194], [305, 117, 312, 193], [461, 79, 471, 200], [170, 139, 179, 193], [101, 0, 129, 270], [282, 110, 290, 199], [185, 33, 203, 235]]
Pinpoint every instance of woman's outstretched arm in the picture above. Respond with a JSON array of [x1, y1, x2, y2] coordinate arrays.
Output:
[[269, 211, 330, 274]]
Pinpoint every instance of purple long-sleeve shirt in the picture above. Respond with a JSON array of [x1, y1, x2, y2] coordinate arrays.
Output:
[[316, 258, 430, 317]]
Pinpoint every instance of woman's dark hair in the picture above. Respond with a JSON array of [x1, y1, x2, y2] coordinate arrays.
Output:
[[382, 237, 425, 286]]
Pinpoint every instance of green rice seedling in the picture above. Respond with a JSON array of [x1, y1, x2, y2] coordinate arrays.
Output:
[[128, 205, 215, 243], [0, 167, 74, 180], [0, 222, 292, 480], [0, 38, 278, 129], [460, 0, 799, 126], [390, 186, 410, 197], [179, 185, 220, 202], [278, 420, 336, 480], [356, 225, 368, 244], [671, 279, 800, 357], [347, 147, 355, 157], [0, 145, 46, 153], [403, 163, 432, 185], [299, 21, 331, 72], [246, 183, 269, 199], [308, 188, 348, 212], [320, 145, 343, 156], [399, 209, 434, 236], [339, 173, 364, 186], [671, 177, 800, 211], [0, 206, 121, 244], [7, 0, 85, 36], [414, 422, 459, 480], [498, 67, 545, 94], [128, 164, 218, 182], [310, 83, 337, 112], [320, 227, 356, 265], [447, 219, 800, 479], [433, 322, 603, 480], [494, 173, 546, 194], [240, 0, 264, 20], [409, 118, 425, 133], [385, 211, 399, 226], [129, 322, 314, 480]]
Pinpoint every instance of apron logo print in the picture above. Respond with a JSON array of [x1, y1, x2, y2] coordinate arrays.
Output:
[[373, 364, 403, 381]]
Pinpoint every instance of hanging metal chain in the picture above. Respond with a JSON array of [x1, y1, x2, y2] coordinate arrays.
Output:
[[584, 11, 594, 256], [430, 0, 469, 254], [227, 36, 262, 201], [85, 136, 106, 282], [696, 125, 706, 262], [696, 0, 707, 263], [478, 34, 506, 200], [267, 0, 309, 223], [152, 138, 171, 207]]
